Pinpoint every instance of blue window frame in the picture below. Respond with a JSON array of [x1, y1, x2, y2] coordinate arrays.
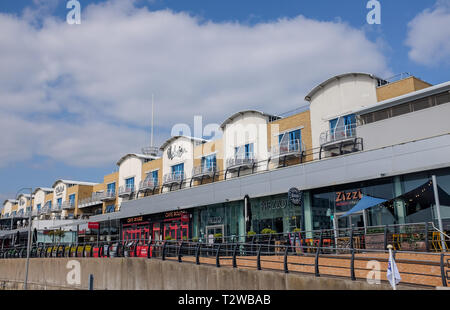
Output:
[[171, 163, 184, 177], [12, 211, 16, 216], [37, 204, 41, 212], [47, 201, 52, 209], [279, 129, 301, 151], [105, 205, 115, 213], [125, 177, 135, 190], [151, 170, 158, 184], [201, 154, 216, 169], [107, 182, 116, 194], [69, 194, 75, 206], [330, 114, 356, 137], [57, 198, 62, 208], [235, 143, 254, 159]]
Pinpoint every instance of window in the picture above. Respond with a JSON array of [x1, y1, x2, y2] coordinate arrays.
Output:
[[105, 205, 115, 213], [57, 198, 62, 208], [201, 154, 217, 170], [69, 194, 75, 206], [436, 92, 450, 105], [391, 102, 411, 117], [125, 177, 135, 190], [107, 182, 116, 194], [145, 170, 158, 185], [279, 129, 302, 151], [172, 163, 184, 177], [47, 201, 52, 209], [37, 204, 41, 212], [373, 109, 390, 122], [235, 143, 254, 159], [411, 98, 430, 112]]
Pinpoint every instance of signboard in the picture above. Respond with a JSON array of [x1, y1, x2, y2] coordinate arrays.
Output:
[[88, 222, 99, 229], [167, 145, 187, 160], [164, 210, 186, 219], [55, 185, 64, 196], [126, 216, 144, 224], [335, 189, 362, 207], [181, 214, 190, 223], [288, 188, 303, 206]]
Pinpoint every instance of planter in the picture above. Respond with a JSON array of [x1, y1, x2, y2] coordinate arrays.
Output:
[[400, 241, 426, 252]]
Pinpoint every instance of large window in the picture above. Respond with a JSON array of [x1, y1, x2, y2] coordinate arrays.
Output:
[[235, 143, 254, 159], [279, 129, 301, 151], [107, 182, 116, 194], [201, 154, 216, 170], [125, 177, 135, 190], [329, 114, 356, 138], [171, 163, 184, 177], [37, 204, 41, 212], [57, 198, 62, 208], [69, 194, 75, 206]]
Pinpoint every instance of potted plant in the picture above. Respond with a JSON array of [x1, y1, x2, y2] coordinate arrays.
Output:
[[260, 228, 276, 254], [400, 233, 426, 251], [213, 233, 223, 244]]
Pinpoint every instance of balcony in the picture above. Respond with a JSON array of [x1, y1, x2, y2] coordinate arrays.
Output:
[[78, 193, 103, 209], [320, 124, 357, 147], [51, 205, 63, 213], [319, 124, 362, 159], [100, 190, 116, 201], [270, 139, 304, 161], [138, 179, 159, 192], [162, 172, 185, 187], [191, 165, 217, 181], [62, 201, 76, 210], [226, 156, 256, 172], [118, 185, 135, 198]]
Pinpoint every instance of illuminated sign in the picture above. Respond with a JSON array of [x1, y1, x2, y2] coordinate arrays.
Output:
[[165, 211, 186, 219]]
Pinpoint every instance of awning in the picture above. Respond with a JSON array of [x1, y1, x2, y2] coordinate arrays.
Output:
[[342, 195, 387, 217]]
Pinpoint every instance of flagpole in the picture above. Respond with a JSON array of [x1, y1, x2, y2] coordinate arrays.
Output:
[[387, 245, 396, 290]]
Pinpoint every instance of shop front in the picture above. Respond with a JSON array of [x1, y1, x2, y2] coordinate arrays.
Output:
[[249, 193, 303, 234], [120, 210, 192, 242]]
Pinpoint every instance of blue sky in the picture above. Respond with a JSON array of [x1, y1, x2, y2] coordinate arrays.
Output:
[[0, 0, 449, 203]]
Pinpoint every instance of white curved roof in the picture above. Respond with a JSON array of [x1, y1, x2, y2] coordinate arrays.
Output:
[[52, 179, 99, 188], [32, 187, 54, 195], [304, 72, 384, 102], [116, 153, 160, 166], [219, 110, 281, 130], [159, 136, 208, 151]]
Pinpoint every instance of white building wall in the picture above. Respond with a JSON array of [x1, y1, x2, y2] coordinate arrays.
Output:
[[33, 190, 46, 211], [162, 137, 195, 182], [222, 113, 269, 172], [3, 202, 13, 216], [308, 75, 379, 157], [118, 156, 143, 206], [17, 196, 30, 214], [53, 181, 67, 213]]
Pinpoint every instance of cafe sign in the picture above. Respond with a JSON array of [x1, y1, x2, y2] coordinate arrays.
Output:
[[126, 216, 144, 224], [288, 188, 303, 206], [165, 210, 186, 219]]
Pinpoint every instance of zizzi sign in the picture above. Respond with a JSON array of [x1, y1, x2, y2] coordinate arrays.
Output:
[[335, 189, 362, 206], [55, 185, 65, 196]]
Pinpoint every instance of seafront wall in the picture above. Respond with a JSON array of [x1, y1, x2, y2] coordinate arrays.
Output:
[[0, 258, 399, 290]]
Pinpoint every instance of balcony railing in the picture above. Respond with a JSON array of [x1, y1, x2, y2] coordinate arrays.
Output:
[[270, 139, 304, 159], [163, 172, 185, 186], [118, 185, 135, 197], [62, 201, 76, 210], [226, 156, 256, 171], [192, 165, 216, 179], [100, 191, 116, 201], [320, 124, 357, 146], [51, 205, 63, 213], [78, 192, 104, 208], [139, 179, 159, 192]]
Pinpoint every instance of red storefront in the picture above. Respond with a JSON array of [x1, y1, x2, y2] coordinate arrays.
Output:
[[121, 210, 191, 243]]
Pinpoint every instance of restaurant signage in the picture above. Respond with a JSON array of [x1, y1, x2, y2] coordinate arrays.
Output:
[[55, 185, 64, 196], [288, 188, 303, 206], [88, 222, 99, 229], [126, 216, 144, 224], [164, 210, 186, 219], [335, 189, 362, 207]]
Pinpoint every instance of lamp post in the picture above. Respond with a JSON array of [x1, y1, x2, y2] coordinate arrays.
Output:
[[16, 187, 33, 290]]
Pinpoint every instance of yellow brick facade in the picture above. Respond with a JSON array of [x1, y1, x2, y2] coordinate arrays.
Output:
[[376, 77, 432, 102], [193, 139, 224, 185]]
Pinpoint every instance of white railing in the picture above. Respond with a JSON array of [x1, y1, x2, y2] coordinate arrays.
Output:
[[62, 201, 76, 210], [118, 185, 135, 196], [270, 139, 304, 158], [51, 204, 63, 213], [139, 179, 159, 190], [100, 190, 116, 200], [163, 172, 185, 185], [192, 165, 216, 178], [320, 124, 357, 145], [226, 156, 256, 169]]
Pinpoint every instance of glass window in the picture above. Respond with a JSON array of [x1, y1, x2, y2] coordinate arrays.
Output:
[[411, 98, 430, 112], [69, 194, 75, 206], [57, 198, 62, 207], [201, 154, 216, 170], [125, 177, 135, 189], [436, 92, 450, 106], [171, 163, 184, 176], [373, 109, 390, 122], [391, 102, 411, 117], [37, 204, 41, 212], [107, 182, 116, 194]]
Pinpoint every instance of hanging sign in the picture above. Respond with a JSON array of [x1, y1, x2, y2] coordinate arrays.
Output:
[[288, 188, 303, 206]]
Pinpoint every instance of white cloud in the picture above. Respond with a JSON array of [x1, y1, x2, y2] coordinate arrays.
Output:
[[406, 0, 450, 66], [0, 0, 391, 168]]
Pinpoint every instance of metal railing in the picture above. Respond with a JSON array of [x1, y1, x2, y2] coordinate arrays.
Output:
[[270, 139, 304, 158], [163, 172, 185, 185], [99, 191, 116, 201], [226, 156, 256, 170], [192, 165, 216, 178], [320, 124, 357, 146], [139, 179, 159, 191], [2, 234, 447, 288], [118, 185, 135, 197], [61, 201, 76, 210]]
